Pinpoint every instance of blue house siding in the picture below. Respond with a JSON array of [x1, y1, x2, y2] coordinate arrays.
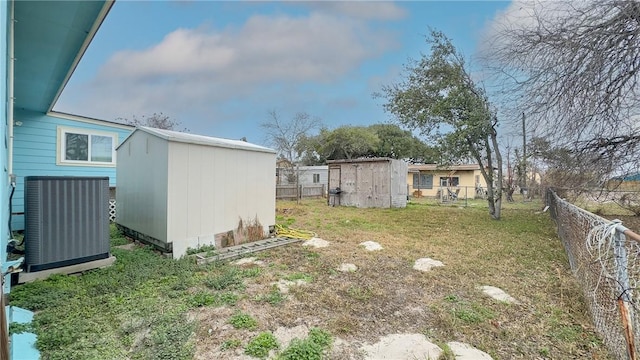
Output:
[[12, 109, 133, 230], [1, 0, 9, 266]]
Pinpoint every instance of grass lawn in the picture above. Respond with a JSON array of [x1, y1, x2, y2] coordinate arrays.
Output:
[[9, 198, 612, 359]]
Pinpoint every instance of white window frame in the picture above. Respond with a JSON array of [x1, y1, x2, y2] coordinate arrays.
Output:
[[313, 173, 320, 183], [57, 126, 117, 167]]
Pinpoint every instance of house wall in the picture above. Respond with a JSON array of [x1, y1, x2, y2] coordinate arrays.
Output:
[[12, 109, 133, 230], [1, 0, 10, 274], [166, 141, 276, 258], [116, 131, 169, 244], [279, 166, 328, 187], [407, 169, 487, 198]]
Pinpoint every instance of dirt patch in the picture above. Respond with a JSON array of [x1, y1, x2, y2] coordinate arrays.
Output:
[[272, 279, 307, 294], [232, 257, 265, 266]]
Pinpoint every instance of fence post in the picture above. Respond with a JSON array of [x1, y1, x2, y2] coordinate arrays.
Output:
[[613, 221, 637, 360]]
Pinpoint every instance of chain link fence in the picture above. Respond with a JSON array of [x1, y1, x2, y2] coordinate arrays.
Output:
[[548, 189, 640, 360]]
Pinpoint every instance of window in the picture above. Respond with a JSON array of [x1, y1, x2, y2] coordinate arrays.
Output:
[[58, 126, 117, 166], [440, 176, 459, 187], [313, 173, 320, 183], [412, 173, 433, 189]]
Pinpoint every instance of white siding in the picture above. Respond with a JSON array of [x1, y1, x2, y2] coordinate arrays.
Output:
[[117, 128, 276, 259], [165, 141, 276, 258], [116, 131, 169, 242]]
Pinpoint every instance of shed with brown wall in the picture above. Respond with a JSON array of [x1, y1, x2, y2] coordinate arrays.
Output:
[[327, 158, 407, 208]]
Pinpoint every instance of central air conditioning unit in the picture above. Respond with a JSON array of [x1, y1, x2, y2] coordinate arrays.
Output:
[[24, 176, 110, 272]]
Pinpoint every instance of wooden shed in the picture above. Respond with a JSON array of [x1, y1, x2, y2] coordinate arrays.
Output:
[[327, 158, 408, 208], [115, 127, 277, 258]]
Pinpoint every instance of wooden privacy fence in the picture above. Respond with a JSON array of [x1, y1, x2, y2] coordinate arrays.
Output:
[[276, 184, 326, 200]]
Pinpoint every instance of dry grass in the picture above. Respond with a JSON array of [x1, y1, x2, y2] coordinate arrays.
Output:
[[193, 198, 613, 359]]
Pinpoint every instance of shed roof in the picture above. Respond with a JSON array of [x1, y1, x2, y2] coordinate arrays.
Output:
[[118, 127, 276, 154], [408, 164, 481, 172], [326, 157, 395, 164]]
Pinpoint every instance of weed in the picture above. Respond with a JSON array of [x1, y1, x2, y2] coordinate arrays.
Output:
[[8, 322, 33, 335], [221, 338, 242, 351], [284, 272, 313, 282], [437, 343, 455, 360], [186, 244, 217, 256], [229, 312, 258, 330], [190, 291, 217, 307], [451, 302, 495, 325], [204, 268, 244, 290], [346, 286, 372, 301], [255, 288, 285, 305], [245, 332, 278, 358], [277, 328, 332, 360], [241, 267, 262, 278]]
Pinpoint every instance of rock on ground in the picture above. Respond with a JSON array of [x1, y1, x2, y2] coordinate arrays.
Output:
[[413, 258, 444, 272], [360, 241, 383, 251], [360, 333, 442, 360], [303, 237, 330, 248], [338, 263, 358, 272], [478, 285, 520, 304], [447, 341, 493, 359]]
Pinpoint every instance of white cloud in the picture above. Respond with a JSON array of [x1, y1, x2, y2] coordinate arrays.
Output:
[[59, 9, 399, 125], [304, 1, 408, 21]]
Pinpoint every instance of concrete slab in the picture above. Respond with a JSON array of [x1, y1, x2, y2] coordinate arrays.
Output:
[[478, 285, 520, 304], [413, 258, 444, 272], [18, 256, 116, 283], [360, 241, 383, 251], [447, 341, 493, 359], [361, 333, 442, 360], [302, 237, 330, 248]]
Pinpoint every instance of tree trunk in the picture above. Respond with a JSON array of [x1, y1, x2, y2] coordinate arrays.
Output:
[[490, 124, 503, 220]]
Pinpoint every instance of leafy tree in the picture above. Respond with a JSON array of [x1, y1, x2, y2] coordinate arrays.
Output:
[[379, 30, 504, 219], [323, 126, 380, 160], [368, 124, 437, 163], [118, 112, 187, 131]]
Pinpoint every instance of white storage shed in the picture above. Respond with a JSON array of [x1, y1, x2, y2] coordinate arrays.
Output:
[[115, 127, 277, 258]]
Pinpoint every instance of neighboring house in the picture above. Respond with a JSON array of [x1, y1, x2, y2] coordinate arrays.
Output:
[[327, 158, 407, 208], [2, 1, 119, 358], [12, 111, 133, 230], [277, 165, 328, 187], [408, 164, 488, 199]]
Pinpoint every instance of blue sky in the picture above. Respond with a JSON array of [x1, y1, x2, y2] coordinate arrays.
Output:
[[55, 1, 513, 146]]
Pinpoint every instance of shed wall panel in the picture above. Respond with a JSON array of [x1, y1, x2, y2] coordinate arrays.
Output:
[[116, 132, 168, 242], [390, 159, 408, 207], [166, 142, 276, 258]]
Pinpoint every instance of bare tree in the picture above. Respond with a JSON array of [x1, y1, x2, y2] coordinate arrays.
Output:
[[261, 110, 320, 164], [118, 112, 188, 131], [485, 0, 640, 183]]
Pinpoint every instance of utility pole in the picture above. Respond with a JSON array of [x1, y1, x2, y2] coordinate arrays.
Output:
[[522, 112, 527, 189]]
